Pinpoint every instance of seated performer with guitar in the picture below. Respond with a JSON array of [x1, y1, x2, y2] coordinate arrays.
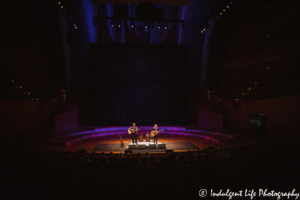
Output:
[[151, 124, 163, 144], [128, 123, 140, 145]]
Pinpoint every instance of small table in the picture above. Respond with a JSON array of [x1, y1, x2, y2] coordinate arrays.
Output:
[[139, 134, 144, 142]]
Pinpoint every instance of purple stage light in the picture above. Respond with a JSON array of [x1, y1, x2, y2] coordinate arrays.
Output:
[[50, 130, 97, 141], [65, 131, 222, 146], [95, 126, 186, 132], [52, 126, 232, 144], [51, 126, 233, 146], [163, 132, 220, 143], [184, 129, 231, 138], [67, 132, 123, 145]]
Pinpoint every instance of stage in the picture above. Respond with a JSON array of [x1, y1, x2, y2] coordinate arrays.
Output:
[[40, 126, 256, 153], [93, 142, 199, 153]]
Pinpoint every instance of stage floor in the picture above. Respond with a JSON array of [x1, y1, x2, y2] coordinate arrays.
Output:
[[93, 142, 199, 153]]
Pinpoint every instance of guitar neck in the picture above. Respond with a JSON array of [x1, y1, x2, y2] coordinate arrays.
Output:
[[152, 130, 163, 134]]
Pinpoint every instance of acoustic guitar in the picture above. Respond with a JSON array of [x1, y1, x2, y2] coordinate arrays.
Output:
[[128, 128, 140, 134], [118, 133, 124, 147], [151, 130, 164, 136]]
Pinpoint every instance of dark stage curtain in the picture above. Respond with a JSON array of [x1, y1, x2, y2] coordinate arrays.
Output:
[[87, 43, 189, 126]]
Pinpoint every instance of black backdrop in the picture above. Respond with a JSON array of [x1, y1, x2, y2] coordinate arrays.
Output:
[[87, 43, 189, 126]]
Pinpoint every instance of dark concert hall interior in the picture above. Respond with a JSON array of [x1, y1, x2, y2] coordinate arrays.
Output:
[[1, 0, 300, 199]]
